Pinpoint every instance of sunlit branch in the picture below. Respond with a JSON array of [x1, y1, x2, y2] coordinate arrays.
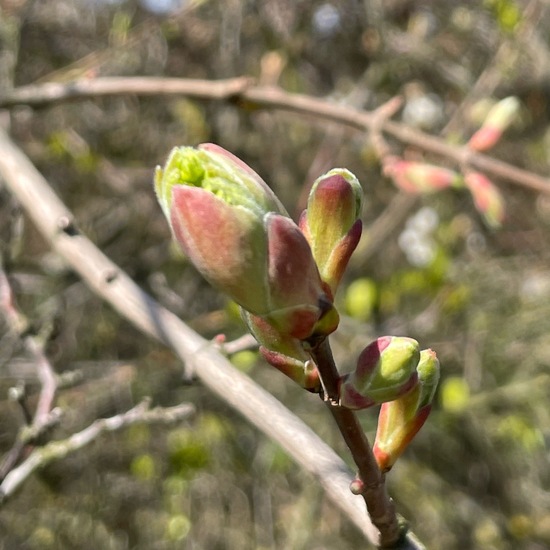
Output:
[[0, 76, 548, 195]]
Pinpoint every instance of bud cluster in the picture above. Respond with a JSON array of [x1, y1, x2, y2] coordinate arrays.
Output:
[[155, 143, 440, 475]]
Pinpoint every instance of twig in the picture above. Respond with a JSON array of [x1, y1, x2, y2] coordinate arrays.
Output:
[[0, 260, 58, 423], [0, 127, 424, 548], [0, 399, 194, 503], [0, 255, 60, 478], [216, 333, 258, 355], [0, 76, 548, 195], [309, 338, 401, 548]]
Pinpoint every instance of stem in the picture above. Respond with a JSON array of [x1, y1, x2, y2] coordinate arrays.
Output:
[[309, 338, 403, 548]]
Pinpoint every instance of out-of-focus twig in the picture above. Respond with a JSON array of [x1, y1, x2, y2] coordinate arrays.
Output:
[[0, 258, 58, 423], [442, 0, 544, 137], [0, 76, 548, 195], [0, 127, 425, 549], [0, 398, 194, 503], [0, 255, 60, 479]]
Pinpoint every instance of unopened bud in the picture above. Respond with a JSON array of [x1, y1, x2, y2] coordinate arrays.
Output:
[[464, 172, 505, 228], [385, 159, 463, 194], [339, 336, 420, 410], [373, 349, 440, 472], [300, 169, 363, 297], [155, 144, 338, 340], [468, 97, 520, 152]]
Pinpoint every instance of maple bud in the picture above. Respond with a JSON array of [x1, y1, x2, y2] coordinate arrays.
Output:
[[384, 158, 463, 194], [464, 171, 505, 228]]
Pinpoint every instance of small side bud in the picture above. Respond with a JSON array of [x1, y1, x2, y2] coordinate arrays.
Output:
[[349, 478, 365, 495], [464, 172, 505, 228], [384, 159, 463, 194], [339, 336, 420, 410], [468, 96, 520, 152], [300, 169, 363, 296], [373, 349, 440, 472]]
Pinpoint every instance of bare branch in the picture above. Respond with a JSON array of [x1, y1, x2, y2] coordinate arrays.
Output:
[[0, 399, 194, 503], [0, 260, 58, 423], [1, 76, 548, 195], [0, 256, 60, 478], [0, 127, 425, 548]]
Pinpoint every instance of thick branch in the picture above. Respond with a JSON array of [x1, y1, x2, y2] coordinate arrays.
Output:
[[0, 76, 548, 194], [0, 128, 424, 548]]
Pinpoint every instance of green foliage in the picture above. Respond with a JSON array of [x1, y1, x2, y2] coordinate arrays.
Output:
[[344, 277, 377, 322], [130, 453, 157, 481], [440, 376, 471, 413], [484, 0, 521, 33], [230, 349, 257, 373], [168, 428, 211, 476]]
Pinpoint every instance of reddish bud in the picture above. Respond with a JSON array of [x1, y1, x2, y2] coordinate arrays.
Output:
[[300, 169, 363, 296], [464, 172, 505, 228], [156, 144, 338, 340], [373, 349, 440, 472], [468, 97, 520, 152], [384, 159, 463, 194]]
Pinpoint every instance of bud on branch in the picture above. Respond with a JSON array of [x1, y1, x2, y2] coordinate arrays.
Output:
[[155, 143, 338, 340]]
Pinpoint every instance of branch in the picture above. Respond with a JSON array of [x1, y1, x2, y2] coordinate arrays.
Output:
[[0, 76, 548, 195], [0, 127, 425, 548], [0, 255, 60, 478], [22, 337, 57, 424], [0, 399, 194, 503]]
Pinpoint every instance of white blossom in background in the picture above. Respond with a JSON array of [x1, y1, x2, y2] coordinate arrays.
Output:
[[312, 3, 341, 37], [398, 207, 439, 267]]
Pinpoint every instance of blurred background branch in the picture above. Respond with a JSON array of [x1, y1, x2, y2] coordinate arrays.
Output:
[[1, 76, 549, 194], [0, 398, 195, 503]]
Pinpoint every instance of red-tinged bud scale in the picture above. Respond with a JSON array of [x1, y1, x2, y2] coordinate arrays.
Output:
[[242, 310, 321, 391]]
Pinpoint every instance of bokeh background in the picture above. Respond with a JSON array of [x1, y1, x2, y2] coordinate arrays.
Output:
[[1, 0, 550, 548]]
